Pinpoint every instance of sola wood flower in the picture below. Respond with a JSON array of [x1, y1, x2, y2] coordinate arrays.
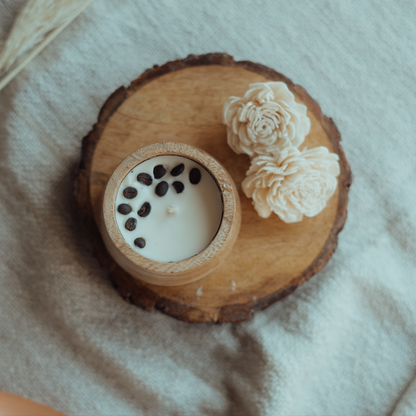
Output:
[[242, 146, 340, 223], [223, 82, 311, 157]]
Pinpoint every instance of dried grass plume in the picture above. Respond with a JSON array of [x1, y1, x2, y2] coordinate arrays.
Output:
[[0, 0, 94, 90]]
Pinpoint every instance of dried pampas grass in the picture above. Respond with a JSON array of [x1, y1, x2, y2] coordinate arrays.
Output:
[[0, 0, 94, 91]]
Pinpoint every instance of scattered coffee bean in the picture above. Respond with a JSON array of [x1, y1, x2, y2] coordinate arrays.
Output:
[[171, 163, 185, 177], [172, 181, 184, 194], [117, 203, 132, 215], [134, 237, 146, 248], [125, 218, 137, 231], [153, 165, 166, 179], [138, 202, 151, 217], [123, 187, 138, 199], [155, 181, 168, 197], [189, 168, 201, 184], [137, 173, 153, 186]]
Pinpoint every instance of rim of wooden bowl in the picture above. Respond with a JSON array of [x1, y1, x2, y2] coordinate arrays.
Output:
[[101, 142, 240, 284]]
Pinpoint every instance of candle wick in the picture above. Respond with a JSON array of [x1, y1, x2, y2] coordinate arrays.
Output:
[[167, 206, 177, 215]]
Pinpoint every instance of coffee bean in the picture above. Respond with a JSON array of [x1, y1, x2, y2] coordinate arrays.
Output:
[[153, 165, 166, 179], [189, 168, 201, 184], [123, 187, 138, 199], [171, 163, 184, 177], [117, 203, 132, 215], [125, 218, 137, 231], [137, 173, 153, 186], [138, 202, 151, 217], [134, 237, 146, 248], [172, 181, 184, 194], [155, 181, 168, 197]]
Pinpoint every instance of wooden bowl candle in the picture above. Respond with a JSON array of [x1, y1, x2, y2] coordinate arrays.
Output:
[[100, 142, 241, 286]]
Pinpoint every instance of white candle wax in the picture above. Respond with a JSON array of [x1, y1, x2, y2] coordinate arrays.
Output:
[[115, 155, 223, 262]]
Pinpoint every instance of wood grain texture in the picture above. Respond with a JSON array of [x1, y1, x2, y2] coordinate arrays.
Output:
[[100, 142, 241, 286], [74, 53, 352, 324]]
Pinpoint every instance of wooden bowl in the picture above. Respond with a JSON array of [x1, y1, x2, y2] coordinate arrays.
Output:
[[100, 142, 241, 286]]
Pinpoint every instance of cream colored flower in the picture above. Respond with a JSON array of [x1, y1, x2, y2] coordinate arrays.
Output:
[[242, 146, 340, 223], [223, 82, 311, 157]]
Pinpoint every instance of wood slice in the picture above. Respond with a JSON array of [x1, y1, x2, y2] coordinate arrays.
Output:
[[74, 53, 352, 324]]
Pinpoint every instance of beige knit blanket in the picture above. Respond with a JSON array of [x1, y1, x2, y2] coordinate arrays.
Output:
[[1, 1, 415, 415]]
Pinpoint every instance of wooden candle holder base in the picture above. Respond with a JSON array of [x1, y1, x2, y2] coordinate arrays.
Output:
[[74, 53, 351, 324]]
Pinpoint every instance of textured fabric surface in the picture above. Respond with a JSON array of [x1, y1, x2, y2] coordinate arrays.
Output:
[[1, 1, 416, 415]]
